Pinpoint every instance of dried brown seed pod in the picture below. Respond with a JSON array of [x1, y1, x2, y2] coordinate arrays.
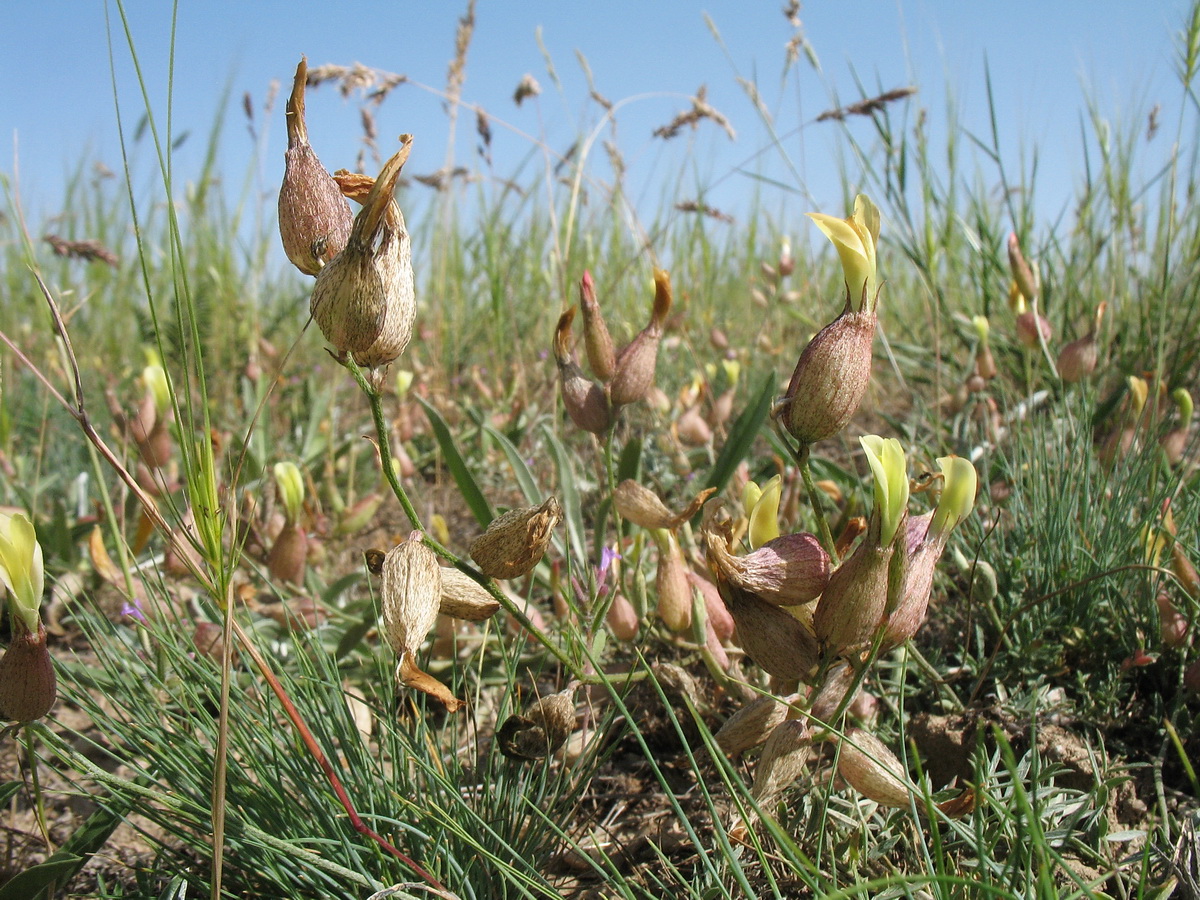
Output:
[[0, 620, 57, 723], [612, 480, 714, 531], [310, 137, 416, 372], [266, 521, 308, 586], [554, 308, 612, 434], [579, 270, 616, 382], [438, 567, 501, 621], [836, 727, 912, 808], [676, 406, 713, 446], [750, 720, 813, 805], [713, 573, 820, 682], [380, 534, 462, 712], [380, 534, 441, 662], [497, 686, 577, 760], [609, 270, 672, 407], [812, 509, 902, 656], [469, 498, 562, 579], [278, 57, 353, 276], [715, 693, 796, 758]]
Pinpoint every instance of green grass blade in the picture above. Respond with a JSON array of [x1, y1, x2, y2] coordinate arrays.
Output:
[[416, 395, 493, 528], [703, 369, 777, 495]]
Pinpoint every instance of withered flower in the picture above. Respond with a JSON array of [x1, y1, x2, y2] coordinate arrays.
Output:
[[470, 498, 562, 579], [612, 479, 714, 530], [279, 57, 353, 276], [310, 137, 416, 375], [608, 270, 672, 407]]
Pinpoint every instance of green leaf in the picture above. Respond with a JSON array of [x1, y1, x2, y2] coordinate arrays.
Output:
[[482, 423, 542, 505], [703, 370, 777, 496], [415, 396, 493, 528], [1, 857, 82, 900], [0, 782, 22, 806], [617, 437, 643, 483]]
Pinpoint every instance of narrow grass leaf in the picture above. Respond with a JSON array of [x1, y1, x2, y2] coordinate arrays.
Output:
[[703, 370, 777, 496], [416, 395, 493, 528]]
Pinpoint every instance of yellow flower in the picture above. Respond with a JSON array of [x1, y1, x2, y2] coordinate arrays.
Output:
[[860, 436, 908, 548], [0, 513, 45, 634], [742, 476, 782, 550], [807, 194, 880, 306], [273, 462, 305, 524]]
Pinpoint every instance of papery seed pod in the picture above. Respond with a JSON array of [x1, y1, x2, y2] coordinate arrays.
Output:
[[813, 532, 896, 656], [606, 592, 640, 640], [381, 535, 463, 712], [776, 305, 876, 446], [715, 693, 796, 758], [579, 271, 616, 382], [655, 532, 693, 632], [750, 720, 813, 805], [708, 387, 736, 429], [676, 406, 713, 446], [837, 728, 912, 808], [438, 567, 501, 621], [609, 270, 672, 407], [498, 686, 577, 760], [1007, 232, 1038, 302], [808, 661, 858, 723], [705, 530, 830, 607], [1156, 591, 1189, 648], [470, 498, 562, 579], [381, 534, 442, 661], [310, 137, 416, 372], [714, 574, 820, 682], [0, 620, 56, 723], [1057, 333, 1097, 383], [266, 520, 308, 586], [613, 480, 714, 531], [1016, 308, 1052, 350], [279, 57, 353, 276], [687, 571, 734, 641], [553, 308, 612, 434]]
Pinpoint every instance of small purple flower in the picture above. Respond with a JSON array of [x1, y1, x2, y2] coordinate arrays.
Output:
[[121, 598, 147, 622], [596, 544, 621, 589]]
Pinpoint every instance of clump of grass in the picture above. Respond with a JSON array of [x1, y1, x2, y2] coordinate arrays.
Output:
[[0, 1, 1199, 898]]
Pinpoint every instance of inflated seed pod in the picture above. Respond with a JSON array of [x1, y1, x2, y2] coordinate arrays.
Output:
[[609, 270, 672, 407], [309, 137, 416, 372], [497, 686, 577, 760], [553, 308, 612, 434], [278, 57, 353, 276], [469, 498, 562, 579], [0, 620, 57, 723], [578, 270, 616, 382]]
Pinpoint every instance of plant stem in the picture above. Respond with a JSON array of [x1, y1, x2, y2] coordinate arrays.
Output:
[[796, 442, 838, 563], [344, 357, 584, 675]]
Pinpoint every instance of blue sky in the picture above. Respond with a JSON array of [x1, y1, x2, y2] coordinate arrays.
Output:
[[1, 1, 1191, 243]]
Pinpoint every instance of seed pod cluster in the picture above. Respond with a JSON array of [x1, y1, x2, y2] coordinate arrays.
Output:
[[552, 269, 674, 433], [309, 137, 416, 374]]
